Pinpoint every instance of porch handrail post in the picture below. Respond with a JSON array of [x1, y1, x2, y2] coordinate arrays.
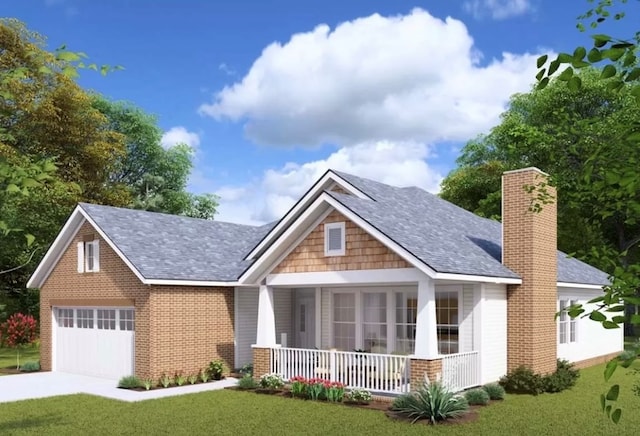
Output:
[[255, 284, 277, 347], [414, 278, 439, 359], [329, 349, 336, 382]]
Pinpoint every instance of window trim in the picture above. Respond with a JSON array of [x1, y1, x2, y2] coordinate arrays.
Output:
[[324, 222, 346, 256], [84, 240, 100, 272], [558, 299, 578, 344]]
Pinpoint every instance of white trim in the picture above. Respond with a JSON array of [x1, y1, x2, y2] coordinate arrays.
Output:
[[143, 279, 241, 287], [315, 287, 322, 348], [324, 221, 346, 256], [51, 307, 57, 371], [434, 272, 521, 284], [557, 282, 605, 290], [503, 166, 548, 177], [76, 241, 84, 273], [267, 268, 426, 287], [234, 287, 239, 367], [245, 170, 370, 260]]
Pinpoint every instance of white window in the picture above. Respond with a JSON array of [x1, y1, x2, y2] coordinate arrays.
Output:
[[77, 240, 100, 273], [395, 292, 417, 354], [559, 300, 577, 344], [76, 309, 94, 329], [57, 308, 74, 328], [436, 291, 459, 355], [333, 293, 356, 350], [97, 309, 116, 330], [324, 222, 345, 256], [119, 309, 135, 331], [362, 292, 387, 353]]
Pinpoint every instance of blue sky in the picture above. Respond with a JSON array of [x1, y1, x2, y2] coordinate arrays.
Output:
[[5, 0, 637, 224]]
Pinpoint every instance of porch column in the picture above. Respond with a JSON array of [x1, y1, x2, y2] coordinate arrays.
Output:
[[253, 284, 277, 379], [411, 278, 441, 390]]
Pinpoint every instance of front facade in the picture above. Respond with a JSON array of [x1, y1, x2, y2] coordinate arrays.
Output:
[[29, 167, 623, 393]]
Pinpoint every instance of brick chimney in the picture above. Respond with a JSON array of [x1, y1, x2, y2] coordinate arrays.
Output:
[[502, 167, 557, 375]]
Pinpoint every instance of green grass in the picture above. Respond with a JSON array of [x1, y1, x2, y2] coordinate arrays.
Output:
[[0, 363, 638, 435], [0, 345, 39, 371]]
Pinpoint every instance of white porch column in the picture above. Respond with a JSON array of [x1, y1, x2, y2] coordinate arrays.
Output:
[[255, 284, 277, 347], [414, 278, 439, 359]]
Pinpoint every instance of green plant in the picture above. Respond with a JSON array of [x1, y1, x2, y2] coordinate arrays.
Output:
[[290, 376, 308, 398], [208, 360, 226, 380], [325, 381, 345, 403], [542, 359, 580, 393], [239, 364, 253, 377], [142, 378, 154, 391], [464, 388, 490, 406], [175, 372, 186, 386], [19, 360, 40, 372], [118, 375, 141, 389], [345, 388, 372, 404], [237, 374, 258, 390], [259, 373, 285, 390], [159, 373, 173, 388], [482, 383, 505, 400], [200, 368, 210, 383], [188, 374, 198, 385], [391, 379, 469, 424], [307, 379, 325, 400], [499, 366, 545, 395]]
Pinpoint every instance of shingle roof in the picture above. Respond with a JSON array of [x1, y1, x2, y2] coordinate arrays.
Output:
[[79, 203, 272, 281], [78, 170, 609, 286]]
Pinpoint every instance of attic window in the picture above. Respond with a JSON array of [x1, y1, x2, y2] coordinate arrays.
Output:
[[324, 222, 345, 256], [77, 240, 100, 273]]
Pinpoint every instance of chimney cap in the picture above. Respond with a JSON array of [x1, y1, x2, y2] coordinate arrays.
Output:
[[502, 167, 549, 177]]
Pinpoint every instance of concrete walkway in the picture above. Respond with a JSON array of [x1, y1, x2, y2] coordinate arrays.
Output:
[[0, 372, 238, 404]]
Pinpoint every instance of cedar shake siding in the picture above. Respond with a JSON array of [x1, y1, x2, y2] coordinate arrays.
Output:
[[273, 210, 410, 273], [39, 221, 234, 379], [502, 168, 558, 375]]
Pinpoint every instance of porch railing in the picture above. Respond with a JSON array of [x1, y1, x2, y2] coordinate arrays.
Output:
[[270, 347, 410, 394], [441, 350, 480, 392]]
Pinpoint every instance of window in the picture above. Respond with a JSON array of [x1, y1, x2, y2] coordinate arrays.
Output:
[[119, 309, 135, 331], [76, 309, 94, 329], [333, 293, 356, 350], [77, 240, 100, 273], [362, 293, 387, 353], [559, 300, 577, 344], [436, 291, 459, 354], [324, 222, 345, 256], [97, 309, 116, 330], [57, 308, 74, 328], [395, 292, 417, 354]]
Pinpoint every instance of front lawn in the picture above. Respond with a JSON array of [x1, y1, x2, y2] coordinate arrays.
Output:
[[0, 345, 39, 373], [0, 363, 638, 435]]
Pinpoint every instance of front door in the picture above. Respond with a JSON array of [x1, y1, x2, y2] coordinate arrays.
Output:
[[295, 294, 315, 348]]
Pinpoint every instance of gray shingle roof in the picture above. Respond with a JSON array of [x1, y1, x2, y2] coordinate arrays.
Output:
[[79, 203, 271, 281]]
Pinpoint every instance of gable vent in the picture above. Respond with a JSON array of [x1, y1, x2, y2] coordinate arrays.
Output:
[[324, 222, 346, 256]]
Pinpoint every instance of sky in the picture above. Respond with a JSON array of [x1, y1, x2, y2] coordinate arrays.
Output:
[[4, 0, 637, 224]]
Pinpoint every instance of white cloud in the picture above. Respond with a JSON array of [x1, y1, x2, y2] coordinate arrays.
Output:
[[218, 63, 236, 76], [213, 141, 444, 225], [199, 8, 545, 148], [160, 126, 201, 149], [463, 0, 534, 20]]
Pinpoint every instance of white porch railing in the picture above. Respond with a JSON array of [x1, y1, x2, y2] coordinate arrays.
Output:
[[441, 350, 480, 392], [270, 347, 410, 394]]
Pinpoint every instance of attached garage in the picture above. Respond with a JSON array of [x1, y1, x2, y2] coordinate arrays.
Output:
[[53, 307, 135, 379]]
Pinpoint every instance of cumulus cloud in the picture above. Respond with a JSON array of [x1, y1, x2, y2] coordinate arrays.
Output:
[[463, 0, 534, 20], [160, 126, 201, 149], [213, 141, 444, 224], [199, 8, 545, 147]]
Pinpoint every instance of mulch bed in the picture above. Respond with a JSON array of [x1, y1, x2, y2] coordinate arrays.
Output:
[[385, 405, 481, 425], [121, 377, 226, 392]]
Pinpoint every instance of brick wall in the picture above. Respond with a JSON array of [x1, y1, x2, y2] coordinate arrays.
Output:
[[40, 220, 235, 379], [253, 347, 271, 380], [273, 210, 410, 273], [502, 168, 557, 375], [410, 358, 442, 390]]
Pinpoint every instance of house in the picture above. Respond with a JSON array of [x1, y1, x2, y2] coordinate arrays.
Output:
[[27, 167, 623, 393]]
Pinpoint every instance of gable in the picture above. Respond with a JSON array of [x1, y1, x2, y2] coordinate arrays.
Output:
[[273, 210, 411, 274]]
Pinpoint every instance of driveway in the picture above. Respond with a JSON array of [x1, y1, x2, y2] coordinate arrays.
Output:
[[0, 372, 237, 403]]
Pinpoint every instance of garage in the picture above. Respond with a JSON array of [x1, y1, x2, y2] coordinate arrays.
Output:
[[54, 307, 135, 380]]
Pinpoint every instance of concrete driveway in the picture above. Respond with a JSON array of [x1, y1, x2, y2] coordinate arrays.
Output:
[[0, 372, 237, 403]]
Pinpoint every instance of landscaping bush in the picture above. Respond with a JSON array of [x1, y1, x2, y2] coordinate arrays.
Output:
[[345, 388, 372, 404], [19, 360, 40, 372], [239, 364, 253, 377], [0, 313, 38, 370], [464, 388, 490, 405], [159, 373, 173, 388], [482, 383, 505, 400], [142, 378, 155, 390], [118, 375, 141, 389], [499, 366, 544, 395], [259, 373, 284, 390], [237, 374, 258, 390], [208, 360, 226, 380], [390, 379, 468, 424], [542, 359, 579, 393], [290, 376, 308, 398]]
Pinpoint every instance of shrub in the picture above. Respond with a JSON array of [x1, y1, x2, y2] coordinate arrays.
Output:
[[259, 373, 285, 390], [464, 388, 490, 406], [482, 383, 505, 400], [345, 388, 372, 404], [391, 379, 468, 424], [239, 364, 253, 377], [208, 360, 226, 380], [542, 360, 579, 393], [159, 373, 173, 388], [499, 366, 544, 395], [20, 360, 40, 372], [188, 374, 198, 385], [175, 372, 186, 386], [118, 375, 141, 389], [142, 378, 154, 390], [237, 374, 258, 390], [200, 368, 210, 383]]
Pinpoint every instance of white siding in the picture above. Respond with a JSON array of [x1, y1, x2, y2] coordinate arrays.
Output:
[[235, 287, 258, 368], [557, 287, 623, 363], [479, 283, 507, 384], [274, 289, 293, 347], [321, 289, 331, 349], [461, 284, 474, 353]]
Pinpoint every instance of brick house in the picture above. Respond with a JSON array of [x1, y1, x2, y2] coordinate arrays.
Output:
[[27, 167, 622, 393]]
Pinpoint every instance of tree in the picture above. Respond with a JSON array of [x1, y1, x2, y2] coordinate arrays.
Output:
[[0, 312, 37, 370]]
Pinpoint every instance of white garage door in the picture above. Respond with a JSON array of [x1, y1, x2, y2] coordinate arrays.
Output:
[[54, 307, 135, 380]]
